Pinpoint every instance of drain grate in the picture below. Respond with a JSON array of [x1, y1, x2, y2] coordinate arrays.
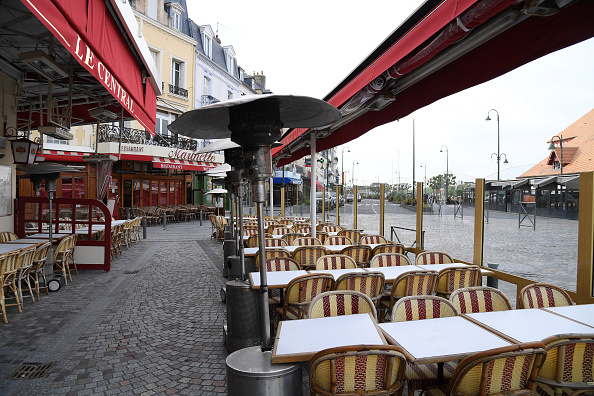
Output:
[[124, 270, 139, 274], [8, 362, 55, 380]]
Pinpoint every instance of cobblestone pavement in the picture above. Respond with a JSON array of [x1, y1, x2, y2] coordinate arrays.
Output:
[[0, 204, 580, 395]]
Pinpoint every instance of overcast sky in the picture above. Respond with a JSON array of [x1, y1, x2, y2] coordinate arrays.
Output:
[[188, 1, 594, 186]]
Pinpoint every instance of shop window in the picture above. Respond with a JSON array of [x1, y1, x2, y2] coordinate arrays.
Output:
[[123, 180, 132, 208], [169, 181, 175, 205], [133, 180, 141, 207], [160, 181, 167, 205], [176, 182, 182, 205], [74, 177, 85, 200], [62, 177, 72, 199], [143, 181, 150, 207], [152, 181, 159, 206]]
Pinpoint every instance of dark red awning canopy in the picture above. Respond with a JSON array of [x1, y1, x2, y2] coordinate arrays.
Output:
[[20, 0, 157, 134], [273, 0, 594, 166]]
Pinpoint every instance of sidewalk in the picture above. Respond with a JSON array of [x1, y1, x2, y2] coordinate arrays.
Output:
[[0, 221, 229, 395]]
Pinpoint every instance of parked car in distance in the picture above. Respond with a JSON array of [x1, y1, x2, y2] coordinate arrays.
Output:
[[357, 193, 362, 202], [329, 191, 344, 207], [315, 191, 335, 212], [346, 194, 354, 203]]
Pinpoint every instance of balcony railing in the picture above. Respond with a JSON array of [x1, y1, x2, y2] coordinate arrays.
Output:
[[201, 95, 220, 106], [98, 125, 198, 151], [169, 84, 188, 98]]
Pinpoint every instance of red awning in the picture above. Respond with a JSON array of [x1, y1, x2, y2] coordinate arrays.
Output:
[[20, 0, 157, 134], [273, 0, 594, 165], [152, 157, 219, 172]]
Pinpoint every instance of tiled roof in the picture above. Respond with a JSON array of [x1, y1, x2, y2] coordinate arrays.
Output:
[[520, 109, 594, 177]]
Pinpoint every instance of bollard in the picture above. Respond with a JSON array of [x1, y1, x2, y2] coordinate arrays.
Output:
[[199, 210, 203, 226], [142, 217, 147, 239], [486, 263, 499, 288], [163, 212, 166, 228]]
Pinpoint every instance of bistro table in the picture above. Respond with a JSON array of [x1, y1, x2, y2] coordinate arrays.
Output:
[[367, 265, 419, 283], [271, 313, 386, 363], [249, 270, 309, 289], [243, 244, 383, 257], [307, 268, 366, 279], [0, 243, 39, 254], [464, 308, 594, 343], [416, 263, 493, 276], [542, 303, 594, 328]]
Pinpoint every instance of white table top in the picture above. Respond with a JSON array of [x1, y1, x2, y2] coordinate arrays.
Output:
[[249, 270, 308, 289], [367, 265, 418, 283], [244, 244, 383, 257], [308, 268, 366, 279], [380, 316, 512, 364], [271, 313, 386, 363], [2, 239, 48, 244], [465, 308, 594, 343], [0, 243, 38, 254], [543, 304, 594, 328], [416, 263, 492, 275]]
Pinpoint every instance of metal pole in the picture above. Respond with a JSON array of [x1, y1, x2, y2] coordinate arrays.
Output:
[[310, 134, 317, 238], [162, 211, 166, 228], [353, 185, 358, 229], [255, 199, 271, 349], [142, 217, 147, 239], [237, 187, 245, 279], [380, 184, 385, 237]]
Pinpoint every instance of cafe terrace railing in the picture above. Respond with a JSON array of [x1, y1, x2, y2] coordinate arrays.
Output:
[[16, 197, 112, 271], [98, 125, 198, 151]]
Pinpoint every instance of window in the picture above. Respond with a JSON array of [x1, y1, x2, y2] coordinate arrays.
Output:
[[149, 48, 160, 74], [156, 112, 170, 136], [46, 135, 67, 145], [171, 11, 180, 30], [227, 90, 233, 100], [200, 25, 214, 59], [203, 76, 211, 96], [172, 60, 182, 88]]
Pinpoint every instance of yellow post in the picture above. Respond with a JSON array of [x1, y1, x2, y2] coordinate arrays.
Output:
[[380, 184, 385, 237], [577, 172, 594, 303], [473, 179, 485, 267], [336, 185, 340, 226], [281, 187, 285, 217], [353, 185, 358, 229], [416, 182, 423, 250]]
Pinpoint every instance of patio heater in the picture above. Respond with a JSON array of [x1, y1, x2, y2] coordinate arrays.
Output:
[[169, 95, 340, 394]]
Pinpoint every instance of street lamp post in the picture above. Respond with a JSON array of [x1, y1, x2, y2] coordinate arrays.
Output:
[[352, 160, 358, 187], [549, 135, 564, 175], [486, 109, 508, 180], [420, 162, 427, 186], [440, 145, 448, 202], [341, 146, 350, 199]]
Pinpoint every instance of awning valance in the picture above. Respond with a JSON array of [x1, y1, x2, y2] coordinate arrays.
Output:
[[20, 0, 158, 133], [152, 157, 218, 172]]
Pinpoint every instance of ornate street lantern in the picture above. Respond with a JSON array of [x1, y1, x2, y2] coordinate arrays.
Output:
[[11, 137, 40, 165]]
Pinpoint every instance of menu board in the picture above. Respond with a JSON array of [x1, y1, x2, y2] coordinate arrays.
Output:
[[0, 165, 12, 216]]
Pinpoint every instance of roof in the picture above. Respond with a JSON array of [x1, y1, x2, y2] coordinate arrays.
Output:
[[520, 108, 594, 177]]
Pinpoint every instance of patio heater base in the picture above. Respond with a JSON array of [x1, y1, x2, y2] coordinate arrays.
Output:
[[226, 346, 301, 396], [47, 274, 65, 292], [225, 280, 261, 353]]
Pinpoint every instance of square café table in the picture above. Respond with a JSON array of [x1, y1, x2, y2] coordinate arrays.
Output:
[[271, 313, 386, 363], [464, 308, 594, 343], [308, 268, 366, 279], [367, 265, 419, 283], [249, 270, 308, 289], [0, 243, 39, 254], [543, 304, 594, 328]]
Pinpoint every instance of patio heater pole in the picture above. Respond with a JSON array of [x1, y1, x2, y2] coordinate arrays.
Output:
[[310, 133, 317, 238]]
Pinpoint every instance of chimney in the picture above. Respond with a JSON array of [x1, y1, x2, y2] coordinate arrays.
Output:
[[253, 73, 266, 89]]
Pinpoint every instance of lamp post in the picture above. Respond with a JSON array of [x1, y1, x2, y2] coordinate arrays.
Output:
[[341, 146, 350, 200], [440, 145, 448, 202], [486, 109, 508, 180], [549, 135, 564, 175], [352, 160, 358, 187]]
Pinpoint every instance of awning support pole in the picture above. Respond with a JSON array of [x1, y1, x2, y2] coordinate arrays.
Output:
[[310, 134, 316, 238]]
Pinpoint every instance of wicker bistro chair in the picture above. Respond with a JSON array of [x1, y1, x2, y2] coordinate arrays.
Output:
[[449, 286, 512, 313], [246, 233, 273, 248], [265, 257, 300, 272], [535, 334, 594, 396], [293, 225, 311, 234], [275, 273, 335, 320], [0, 251, 21, 323], [379, 270, 439, 322], [293, 246, 329, 270], [321, 224, 343, 233], [360, 234, 390, 245], [264, 238, 287, 248], [254, 248, 291, 271], [309, 345, 407, 396], [369, 253, 411, 268], [293, 236, 322, 246], [53, 235, 73, 284], [518, 282, 574, 309], [335, 271, 385, 308], [281, 233, 303, 246], [30, 242, 51, 300], [323, 235, 352, 246], [0, 231, 18, 242], [15, 246, 37, 306], [372, 243, 405, 256], [339, 245, 372, 268], [271, 226, 293, 236], [425, 342, 547, 396], [415, 251, 454, 265], [391, 296, 459, 396], [435, 265, 481, 299], [305, 290, 377, 320], [338, 229, 361, 244], [312, 231, 328, 244], [67, 233, 79, 275], [315, 254, 357, 270]]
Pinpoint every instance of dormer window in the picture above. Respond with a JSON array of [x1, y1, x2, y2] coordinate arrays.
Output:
[[200, 25, 214, 59], [223, 45, 236, 75], [167, 2, 185, 31]]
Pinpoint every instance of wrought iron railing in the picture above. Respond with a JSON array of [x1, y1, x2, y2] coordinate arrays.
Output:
[[201, 95, 220, 106], [169, 84, 188, 98], [98, 125, 198, 151]]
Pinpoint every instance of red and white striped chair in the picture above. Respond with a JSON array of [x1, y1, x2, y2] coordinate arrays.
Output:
[[518, 282, 574, 309], [415, 251, 454, 265], [360, 234, 389, 245], [449, 286, 512, 313], [275, 273, 334, 320], [315, 254, 357, 270], [369, 253, 411, 267]]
